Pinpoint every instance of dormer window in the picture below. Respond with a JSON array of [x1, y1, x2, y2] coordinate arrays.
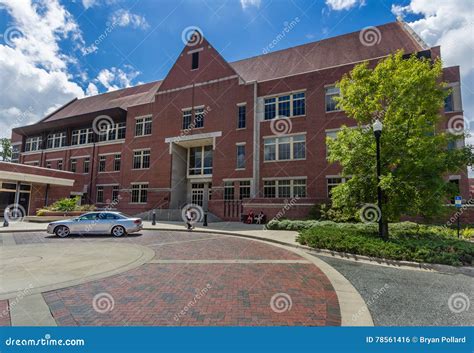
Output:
[[191, 51, 199, 70]]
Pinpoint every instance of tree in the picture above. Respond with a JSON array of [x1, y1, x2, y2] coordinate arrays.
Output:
[[0, 138, 12, 162], [327, 51, 472, 237]]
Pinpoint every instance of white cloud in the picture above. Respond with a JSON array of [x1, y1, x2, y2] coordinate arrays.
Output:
[[109, 9, 149, 29], [81, 0, 98, 9], [325, 0, 365, 11], [240, 0, 261, 10], [86, 82, 99, 96], [0, 0, 85, 137], [95, 66, 140, 92], [391, 1, 474, 136]]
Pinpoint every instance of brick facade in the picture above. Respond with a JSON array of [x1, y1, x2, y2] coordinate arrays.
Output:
[[5, 21, 469, 220]]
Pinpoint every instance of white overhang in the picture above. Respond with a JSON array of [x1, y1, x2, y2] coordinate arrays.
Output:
[[0, 171, 75, 187], [164, 131, 222, 152]]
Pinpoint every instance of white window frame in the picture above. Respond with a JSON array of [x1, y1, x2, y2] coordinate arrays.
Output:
[[71, 128, 93, 145], [325, 86, 341, 112], [46, 132, 66, 149], [99, 122, 126, 142], [263, 134, 306, 162], [263, 178, 307, 198], [236, 143, 246, 170], [25, 136, 42, 152], [130, 183, 148, 204], [133, 149, 151, 170], [135, 116, 153, 137], [263, 91, 306, 120]]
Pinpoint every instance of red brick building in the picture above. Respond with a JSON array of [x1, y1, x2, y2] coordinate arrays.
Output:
[[3, 20, 469, 221]]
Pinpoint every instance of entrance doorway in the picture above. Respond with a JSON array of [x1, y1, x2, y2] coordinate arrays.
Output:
[[189, 182, 211, 210]]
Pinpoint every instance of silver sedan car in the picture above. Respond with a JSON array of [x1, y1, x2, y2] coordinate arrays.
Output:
[[47, 212, 143, 237]]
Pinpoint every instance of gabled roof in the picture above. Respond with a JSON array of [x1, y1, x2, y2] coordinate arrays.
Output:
[[229, 22, 423, 82], [37, 21, 424, 124], [42, 80, 162, 123]]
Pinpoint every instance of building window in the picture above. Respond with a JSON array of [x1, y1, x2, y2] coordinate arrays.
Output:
[[96, 186, 104, 203], [131, 183, 148, 203], [83, 158, 90, 173], [238, 105, 246, 129], [239, 180, 251, 199], [191, 51, 199, 70], [133, 150, 150, 169], [264, 179, 306, 198], [135, 116, 152, 136], [264, 135, 306, 161], [264, 92, 305, 120], [444, 92, 454, 112], [188, 145, 212, 175], [57, 160, 63, 170], [182, 110, 192, 130], [292, 92, 306, 116], [71, 128, 93, 145], [46, 161, 51, 169], [11, 145, 20, 163], [236, 144, 245, 169], [112, 185, 120, 202], [194, 108, 204, 128], [325, 86, 340, 112], [98, 122, 126, 142], [25, 136, 42, 152], [46, 132, 66, 149], [70, 159, 77, 172], [224, 181, 234, 200], [99, 155, 106, 172], [114, 154, 121, 171], [327, 177, 344, 197]]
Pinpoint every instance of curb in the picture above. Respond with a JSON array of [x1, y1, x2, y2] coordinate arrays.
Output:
[[3, 226, 472, 276]]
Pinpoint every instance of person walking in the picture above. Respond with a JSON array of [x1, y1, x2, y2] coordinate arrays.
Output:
[[185, 207, 194, 230]]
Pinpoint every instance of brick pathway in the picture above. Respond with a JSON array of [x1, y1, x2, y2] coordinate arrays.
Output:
[[0, 300, 11, 326], [13, 231, 341, 326]]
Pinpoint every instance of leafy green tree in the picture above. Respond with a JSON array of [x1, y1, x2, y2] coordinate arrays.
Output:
[[0, 138, 12, 162], [327, 51, 472, 237]]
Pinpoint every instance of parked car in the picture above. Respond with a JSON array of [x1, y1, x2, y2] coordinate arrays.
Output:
[[47, 212, 143, 237]]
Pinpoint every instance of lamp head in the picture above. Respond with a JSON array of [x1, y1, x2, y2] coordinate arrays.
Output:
[[373, 119, 383, 132]]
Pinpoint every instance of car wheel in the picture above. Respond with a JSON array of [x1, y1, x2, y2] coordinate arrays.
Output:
[[111, 225, 126, 237], [55, 225, 70, 238]]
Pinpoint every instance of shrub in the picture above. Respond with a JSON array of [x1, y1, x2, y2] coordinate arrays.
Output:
[[35, 197, 96, 215], [297, 224, 474, 266]]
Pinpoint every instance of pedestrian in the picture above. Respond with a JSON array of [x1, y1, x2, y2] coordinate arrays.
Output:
[[185, 207, 194, 230]]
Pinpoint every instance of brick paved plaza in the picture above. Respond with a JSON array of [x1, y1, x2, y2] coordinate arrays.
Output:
[[0, 231, 341, 326]]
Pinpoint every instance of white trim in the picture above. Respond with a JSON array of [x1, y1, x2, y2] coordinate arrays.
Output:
[[236, 142, 246, 146], [98, 152, 122, 156], [187, 47, 204, 54], [263, 131, 306, 139], [132, 148, 151, 152], [134, 114, 152, 120], [156, 75, 239, 95], [222, 178, 252, 182], [236, 102, 247, 106], [95, 183, 120, 187], [130, 182, 149, 185], [164, 131, 222, 144], [449, 175, 461, 180], [24, 160, 39, 165], [69, 155, 90, 159], [11, 142, 22, 146], [0, 170, 74, 186], [262, 176, 307, 181], [259, 88, 307, 100], [45, 158, 63, 162]]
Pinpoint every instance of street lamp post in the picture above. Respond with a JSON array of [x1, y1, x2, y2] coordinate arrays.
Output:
[[372, 119, 385, 239]]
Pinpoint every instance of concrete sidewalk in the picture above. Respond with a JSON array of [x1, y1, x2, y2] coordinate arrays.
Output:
[[0, 220, 300, 246]]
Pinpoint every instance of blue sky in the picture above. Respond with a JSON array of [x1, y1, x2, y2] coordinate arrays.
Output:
[[0, 0, 472, 140]]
